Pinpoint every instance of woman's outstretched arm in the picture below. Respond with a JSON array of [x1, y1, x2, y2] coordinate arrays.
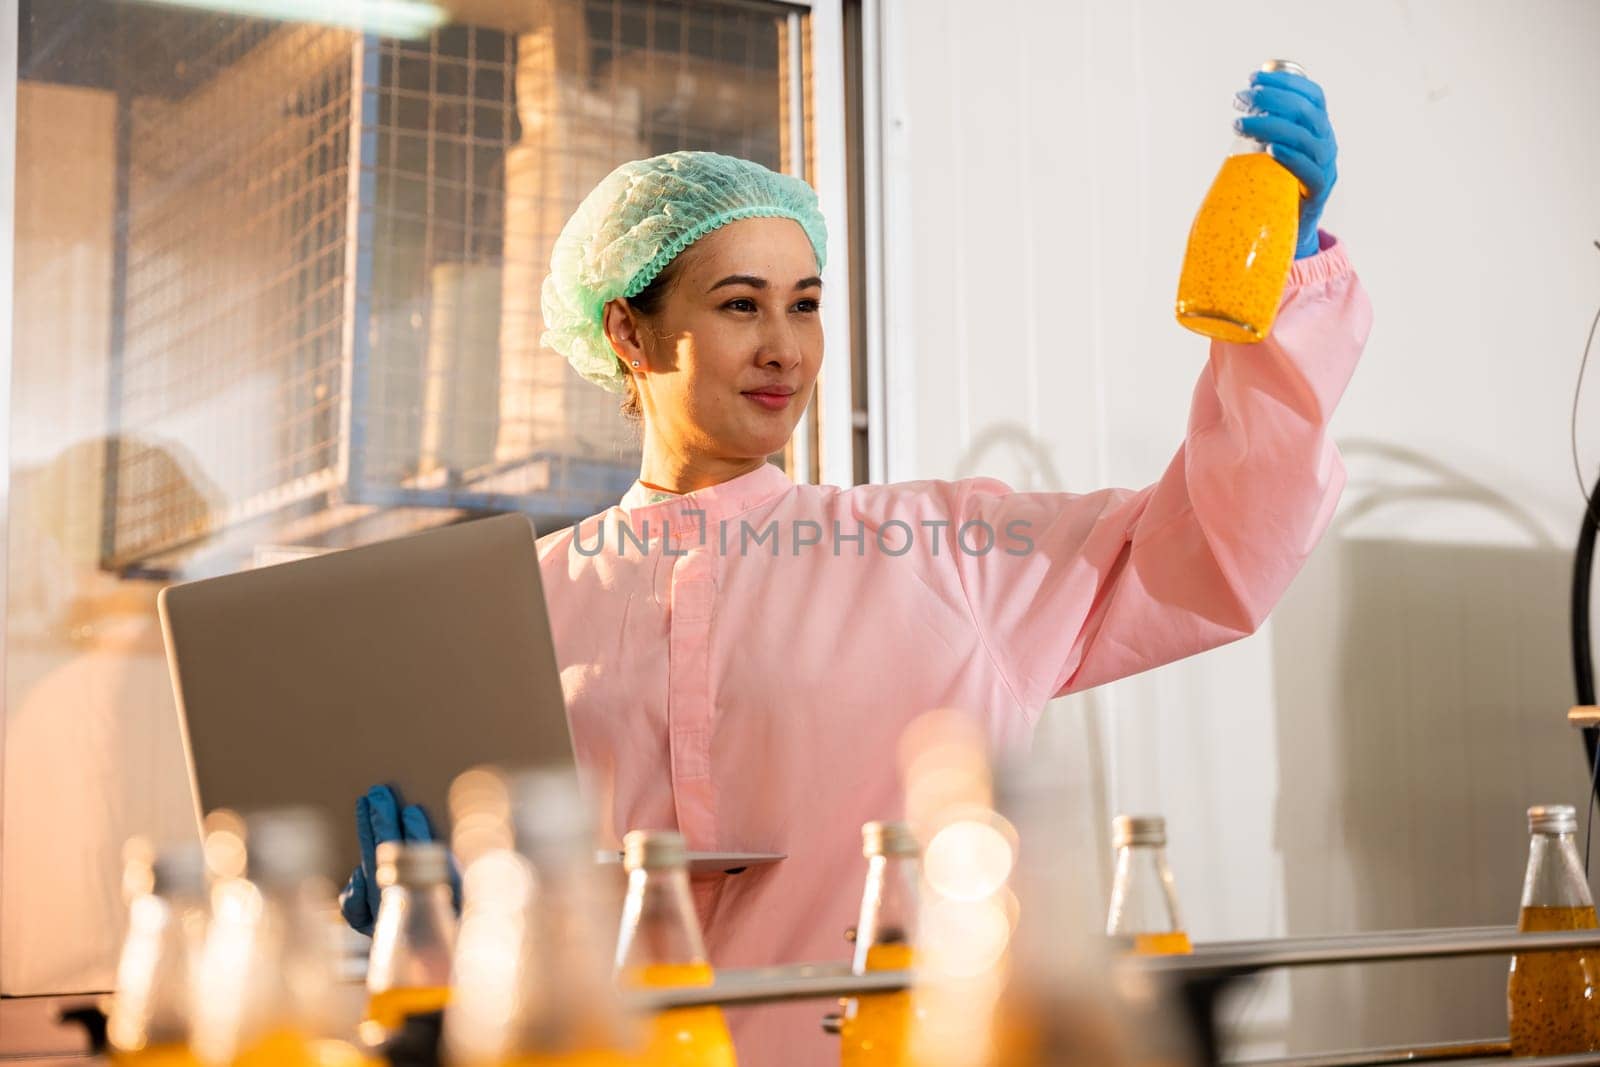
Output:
[[949, 232, 1372, 714]]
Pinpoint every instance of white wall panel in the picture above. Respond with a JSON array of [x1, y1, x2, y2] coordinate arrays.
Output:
[[879, 0, 1600, 1051]]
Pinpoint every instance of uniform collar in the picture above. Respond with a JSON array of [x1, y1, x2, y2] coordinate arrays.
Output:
[[619, 462, 794, 523]]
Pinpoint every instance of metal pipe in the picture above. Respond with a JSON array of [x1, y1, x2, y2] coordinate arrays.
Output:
[[1195, 926, 1516, 956], [1225, 1037, 1511, 1067], [1234, 1052, 1592, 1067], [624, 963, 910, 1012], [627, 926, 1600, 1009], [1141, 926, 1600, 973]]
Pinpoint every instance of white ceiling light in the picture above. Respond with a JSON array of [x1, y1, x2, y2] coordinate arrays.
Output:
[[125, 0, 448, 40]]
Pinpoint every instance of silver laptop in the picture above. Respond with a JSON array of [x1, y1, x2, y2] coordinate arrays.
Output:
[[158, 513, 573, 875], [159, 513, 782, 876]]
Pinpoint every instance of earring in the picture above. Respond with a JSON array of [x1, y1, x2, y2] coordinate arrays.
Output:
[[631, 360, 641, 368]]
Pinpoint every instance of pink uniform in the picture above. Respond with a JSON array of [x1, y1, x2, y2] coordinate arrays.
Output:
[[536, 233, 1371, 1064]]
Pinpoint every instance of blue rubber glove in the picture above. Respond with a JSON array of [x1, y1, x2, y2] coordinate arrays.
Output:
[[1233, 69, 1339, 260], [337, 784, 461, 936]]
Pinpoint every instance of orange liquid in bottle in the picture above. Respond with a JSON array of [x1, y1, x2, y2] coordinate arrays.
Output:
[[108, 1045, 201, 1067], [839, 941, 915, 1067], [1509, 905, 1600, 1055], [500, 1053, 639, 1067], [626, 961, 737, 1067], [1133, 931, 1194, 956], [1175, 152, 1301, 344], [231, 1030, 370, 1067], [364, 985, 452, 1033]]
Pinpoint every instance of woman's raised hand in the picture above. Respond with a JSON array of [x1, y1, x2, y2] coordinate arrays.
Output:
[[337, 783, 459, 936], [1234, 68, 1339, 259]]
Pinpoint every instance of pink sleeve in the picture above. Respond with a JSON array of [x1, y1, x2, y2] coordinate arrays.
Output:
[[952, 231, 1373, 714]]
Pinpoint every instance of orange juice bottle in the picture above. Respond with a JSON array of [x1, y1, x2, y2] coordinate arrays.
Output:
[[839, 821, 920, 1067], [614, 830, 737, 1067], [983, 754, 1186, 1067], [1508, 804, 1600, 1055], [107, 839, 208, 1067], [190, 808, 370, 1067], [1105, 815, 1192, 955], [1175, 59, 1307, 344], [363, 841, 456, 1044], [443, 766, 641, 1067]]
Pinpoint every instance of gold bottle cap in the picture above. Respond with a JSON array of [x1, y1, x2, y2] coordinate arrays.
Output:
[[243, 807, 332, 885], [375, 840, 452, 887], [862, 821, 919, 859], [623, 829, 686, 871], [151, 840, 208, 896], [1112, 814, 1167, 849], [1528, 805, 1578, 835], [1260, 59, 1307, 77], [508, 766, 592, 854]]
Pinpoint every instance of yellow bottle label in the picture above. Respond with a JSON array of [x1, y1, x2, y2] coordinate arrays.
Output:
[[623, 961, 737, 1067], [840, 941, 915, 1067], [1509, 905, 1600, 1055], [1175, 152, 1300, 344]]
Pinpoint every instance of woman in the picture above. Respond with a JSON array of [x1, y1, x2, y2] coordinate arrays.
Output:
[[346, 68, 1369, 1064]]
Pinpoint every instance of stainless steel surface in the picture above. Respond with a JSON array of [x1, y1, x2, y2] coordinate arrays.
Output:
[[625, 963, 909, 1012], [1142, 925, 1600, 972], [627, 926, 1600, 1009], [1195, 925, 1510, 955], [594, 849, 787, 874], [1227, 1037, 1511, 1067], [1237, 1054, 1594, 1067], [1410, 1058, 1600, 1067]]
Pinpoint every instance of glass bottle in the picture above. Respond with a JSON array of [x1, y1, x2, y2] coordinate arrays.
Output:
[[895, 708, 1012, 1067], [191, 808, 365, 1067], [444, 765, 639, 1066], [107, 839, 208, 1067], [364, 841, 457, 1043], [989, 756, 1171, 1067], [1174, 59, 1307, 344], [1508, 804, 1600, 1054], [614, 830, 737, 1067], [839, 821, 920, 1067], [1104, 815, 1192, 955]]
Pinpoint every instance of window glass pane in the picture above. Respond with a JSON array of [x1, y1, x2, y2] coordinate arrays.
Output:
[[4, 0, 803, 994]]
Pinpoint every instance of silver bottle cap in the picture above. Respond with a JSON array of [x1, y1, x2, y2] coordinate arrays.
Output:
[[509, 767, 593, 854], [244, 807, 332, 885], [376, 840, 452, 887], [1260, 59, 1307, 77], [1528, 805, 1579, 835], [1112, 814, 1167, 849], [151, 840, 208, 896], [623, 829, 686, 871], [862, 821, 919, 859]]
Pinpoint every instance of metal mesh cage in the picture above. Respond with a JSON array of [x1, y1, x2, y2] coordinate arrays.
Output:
[[104, 0, 804, 572], [116, 21, 355, 565]]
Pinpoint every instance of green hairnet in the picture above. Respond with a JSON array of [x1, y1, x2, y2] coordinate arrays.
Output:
[[540, 151, 829, 394]]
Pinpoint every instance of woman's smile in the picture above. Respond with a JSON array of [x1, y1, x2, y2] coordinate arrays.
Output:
[[742, 386, 795, 411]]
